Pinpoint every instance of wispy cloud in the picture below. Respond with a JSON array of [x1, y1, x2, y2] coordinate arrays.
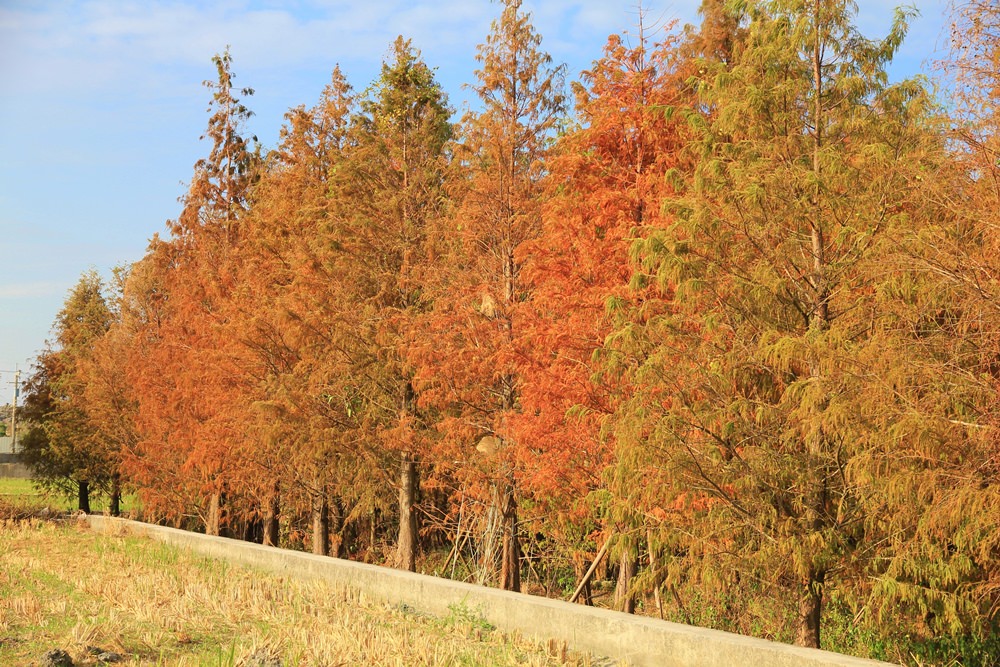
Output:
[[1, 0, 491, 89], [0, 1, 702, 100], [0, 281, 67, 299]]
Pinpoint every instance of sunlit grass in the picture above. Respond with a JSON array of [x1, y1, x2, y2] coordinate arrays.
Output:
[[0, 477, 69, 513], [0, 517, 599, 666], [0, 476, 139, 515]]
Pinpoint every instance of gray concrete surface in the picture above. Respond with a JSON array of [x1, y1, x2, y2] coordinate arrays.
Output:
[[85, 515, 898, 667], [0, 461, 30, 478]]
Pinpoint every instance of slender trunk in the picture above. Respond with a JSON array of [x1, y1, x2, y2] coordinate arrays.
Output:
[[570, 538, 610, 604], [109, 474, 121, 517], [329, 496, 344, 558], [479, 489, 502, 586], [795, 9, 828, 649], [396, 453, 419, 571], [500, 485, 520, 592], [795, 569, 825, 648], [78, 480, 91, 514], [574, 562, 594, 605], [614, 548, 639, 614], [810, 0, 828, 329], [395, 379, 419, 571], [647, 528, 664, 619], [218, 493, 228, 538], [263, 481, 280, 547], [207, 491, 223, 536], [312, 489, 330, 556], [369, 507, 380, 561]]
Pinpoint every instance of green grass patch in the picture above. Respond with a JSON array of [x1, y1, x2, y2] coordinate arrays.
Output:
[[0, 477, 66, 510], [0, 476, 140, 515]]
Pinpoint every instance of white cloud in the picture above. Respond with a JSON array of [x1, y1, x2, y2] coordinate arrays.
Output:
[[0, 281, 67, 299], [0, 1, 704, 99]]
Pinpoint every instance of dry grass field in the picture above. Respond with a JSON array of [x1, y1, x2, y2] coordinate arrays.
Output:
[[0, 508, 604, 666]]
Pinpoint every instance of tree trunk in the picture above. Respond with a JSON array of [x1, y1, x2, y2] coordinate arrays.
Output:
[[243, 514, 263, 543], [329, 496, 344, 558], [312, 490, 330, 556], [794, 6, 827, 649], [263, 482, 280, 547], [795, 569, 825, 648], [368, 507, 381, 561], [78, 480, 91, 514], [206, 491, 223, 536], [396, 453, 419, 571], [647, 528, 664, 619], [500, 486, 520, 592], [614, 548, 639, 614], [575, 565, 594, 606], [109, 474, 121, 517]]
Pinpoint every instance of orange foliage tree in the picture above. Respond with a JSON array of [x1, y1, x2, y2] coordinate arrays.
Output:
[[411, 0, 564, 592], [124, 48, 261, 535], [233, 65, 359, 554], [514, 20, 693, 611]]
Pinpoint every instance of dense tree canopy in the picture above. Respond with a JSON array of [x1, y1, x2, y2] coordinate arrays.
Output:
[[21, 1, 1000, 663]]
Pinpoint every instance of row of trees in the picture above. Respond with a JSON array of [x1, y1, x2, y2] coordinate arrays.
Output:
[[19, 0, 1000, 660]]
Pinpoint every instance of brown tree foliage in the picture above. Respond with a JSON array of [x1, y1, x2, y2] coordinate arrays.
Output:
[[38, 3, 1000, 662]]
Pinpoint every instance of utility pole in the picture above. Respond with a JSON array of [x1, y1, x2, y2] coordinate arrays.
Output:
[[11, 369, 20, 453], [2, 369, 20, 454]]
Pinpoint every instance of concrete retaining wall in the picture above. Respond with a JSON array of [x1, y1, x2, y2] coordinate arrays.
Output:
[[85, 515, 896, 667], [0, 461, 30, 478]]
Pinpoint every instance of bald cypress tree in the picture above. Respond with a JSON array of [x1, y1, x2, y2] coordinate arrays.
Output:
[[325, 37, 452, 570], [410, 0, 565, 592], [853, 1, 1000, 651], [611, 0, 931, 647], [126, 48, 260, 536], [236, 66, 357, 554], [20, 271, 115, 512]]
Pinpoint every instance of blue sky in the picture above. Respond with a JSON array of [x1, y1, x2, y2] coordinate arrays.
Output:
[[0, 0, 950, 380]]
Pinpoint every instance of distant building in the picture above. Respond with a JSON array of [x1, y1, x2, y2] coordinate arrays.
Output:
[[2, 391, 22, 475], [0, 435, 28, 477]]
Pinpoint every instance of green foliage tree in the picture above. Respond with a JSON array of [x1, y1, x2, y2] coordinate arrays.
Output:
[[609, 0, 932, 647], [20, 270, 116, 512], [328, 36, 452, 570], [846, 2, 1000, 655]]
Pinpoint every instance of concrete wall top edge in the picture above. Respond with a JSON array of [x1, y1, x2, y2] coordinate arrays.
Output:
[[83, 515, 899, 667]]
